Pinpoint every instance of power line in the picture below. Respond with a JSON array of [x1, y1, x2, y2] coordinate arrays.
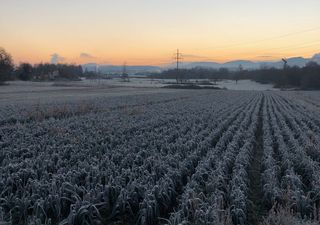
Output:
[[166, 35, 320, 67], [185, 41, 320, 62], [194, 26, 320, 51], [262, 40, 320, 52]]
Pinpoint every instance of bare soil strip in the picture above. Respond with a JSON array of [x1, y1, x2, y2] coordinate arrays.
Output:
[[248, 95, 266, 225]]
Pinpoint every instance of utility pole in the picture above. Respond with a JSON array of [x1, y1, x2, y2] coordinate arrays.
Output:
[[282, 58, 288, 70], [282, 58, 288, 86], [174, 49, 183, 83], [121, 62, 129, 82], [236, 64, 243, 84]]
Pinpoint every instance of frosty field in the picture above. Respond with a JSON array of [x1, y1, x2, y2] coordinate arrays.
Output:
[[1, 84, 320, 225]]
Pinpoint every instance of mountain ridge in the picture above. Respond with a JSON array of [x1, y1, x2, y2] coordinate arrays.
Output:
[[82, 53, 320, 73]]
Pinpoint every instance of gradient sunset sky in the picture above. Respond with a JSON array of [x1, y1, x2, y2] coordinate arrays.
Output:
[[1, 0, 320, 65]]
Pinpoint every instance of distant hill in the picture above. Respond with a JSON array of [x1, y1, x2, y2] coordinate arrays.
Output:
[[177, 55, 319, 70], [312, 53, 320, 63], [222, 60, 259, 69], [82, 53, 320, 74], [183, 62, 221, 69], [99, 65, 162, 74], [82, 64, 161, 74]]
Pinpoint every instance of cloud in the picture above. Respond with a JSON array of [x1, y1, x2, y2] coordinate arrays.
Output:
[[182, 54, 209, 59], [257, 55, 273, 58], [50, 53, 65, 64], [80, 52, 95, 59]]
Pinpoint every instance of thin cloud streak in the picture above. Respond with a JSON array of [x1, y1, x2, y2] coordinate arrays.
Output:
[[80, 53, 95, 59]]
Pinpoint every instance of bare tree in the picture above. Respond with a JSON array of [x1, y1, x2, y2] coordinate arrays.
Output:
[[121, 63, 130, 82], [17, 63, 33, 81], [0, 48, 14, 83]]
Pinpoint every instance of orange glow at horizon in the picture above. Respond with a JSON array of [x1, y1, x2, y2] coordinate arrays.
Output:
[[1, 0, 320, 66]]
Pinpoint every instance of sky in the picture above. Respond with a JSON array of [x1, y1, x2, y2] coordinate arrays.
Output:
[[0, 0, 320, 65]]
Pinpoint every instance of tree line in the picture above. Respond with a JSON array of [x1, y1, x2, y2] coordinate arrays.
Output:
[[0, 48, 82, 83], [242, 62, 320, 89], [153, 61, 320, 89], [2, 47, 320, 89]]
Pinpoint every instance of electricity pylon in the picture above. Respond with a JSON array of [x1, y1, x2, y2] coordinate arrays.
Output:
[[174, 49, 183, 83]]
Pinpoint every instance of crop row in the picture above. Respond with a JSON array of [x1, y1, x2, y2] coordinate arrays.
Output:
[[261, 93, 320, 219], [0, 91, 258, 225], [2, 90, 320, 225]]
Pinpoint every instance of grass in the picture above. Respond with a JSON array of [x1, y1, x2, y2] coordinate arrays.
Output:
[[260, 203, 320, 225]]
